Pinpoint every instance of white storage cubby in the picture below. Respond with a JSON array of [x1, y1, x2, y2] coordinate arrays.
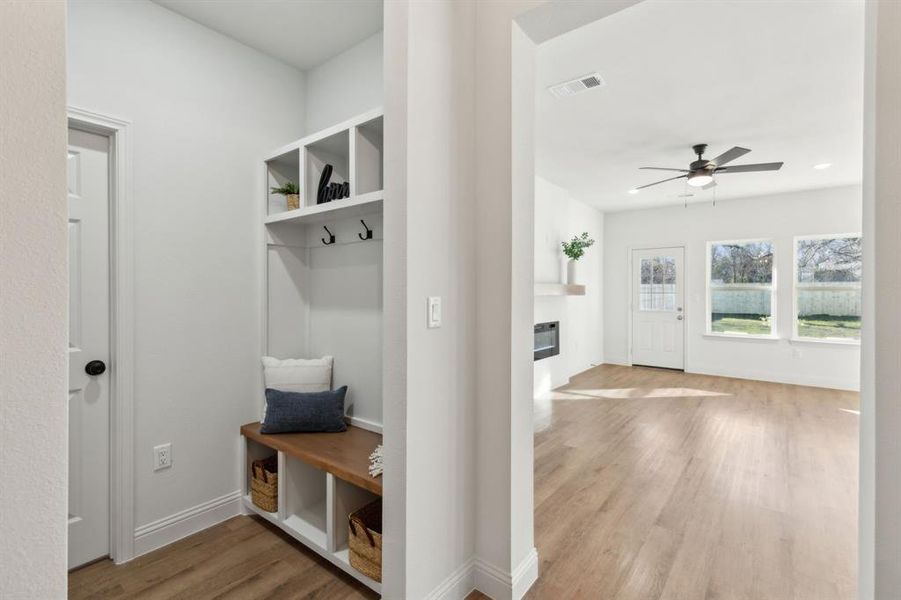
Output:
[[305, 130, 350, 208], [241, 437, 381, 593], [263, 108, 383, 224], [353, 115, 383, 196], [281, 458, 328, 548], [243, 439, 278, 519], [266, 146, 300, 216], [331, 478, 380, 555]]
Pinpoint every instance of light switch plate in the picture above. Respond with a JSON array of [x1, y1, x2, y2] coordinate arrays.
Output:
[[427, 296, 442, 328]]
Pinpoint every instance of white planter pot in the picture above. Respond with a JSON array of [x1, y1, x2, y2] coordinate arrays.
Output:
[[567, 259, 579, 285]]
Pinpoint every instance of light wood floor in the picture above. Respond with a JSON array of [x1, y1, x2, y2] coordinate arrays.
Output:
[[70, 364, 858, 599], [68, 515, 378, 599], [526, 364, 858, 600]]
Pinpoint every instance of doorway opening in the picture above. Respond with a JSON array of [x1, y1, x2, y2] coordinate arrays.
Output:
[[523, 1, 864, 597]]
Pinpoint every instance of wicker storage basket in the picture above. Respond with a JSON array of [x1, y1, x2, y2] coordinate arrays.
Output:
[[251, 456, 278, 513], [348, 498, 382, 582]]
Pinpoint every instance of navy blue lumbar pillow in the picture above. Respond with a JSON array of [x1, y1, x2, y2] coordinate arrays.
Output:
[[261, 386, 348, 434]]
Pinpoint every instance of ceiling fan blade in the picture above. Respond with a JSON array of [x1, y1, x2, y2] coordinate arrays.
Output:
[[639, 167, 690, 173], [715, 162, 784, 174], [710, 146, 751, 166], [635, 174, 688, 190]]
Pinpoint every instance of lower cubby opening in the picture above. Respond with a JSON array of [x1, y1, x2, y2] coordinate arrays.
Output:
[[331, 478, 380, 557], [244, 439, 278, 518], [282, 458, 328, 549]]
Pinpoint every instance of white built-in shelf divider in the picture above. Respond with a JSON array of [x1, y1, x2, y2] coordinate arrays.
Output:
[[265, 107, 383, 227]]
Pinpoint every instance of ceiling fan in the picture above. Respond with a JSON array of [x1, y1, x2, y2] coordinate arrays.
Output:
[[636, 144, 783, 191]]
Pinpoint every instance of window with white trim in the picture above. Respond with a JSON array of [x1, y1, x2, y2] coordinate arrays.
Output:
[[708, 240, 775, 336], [794, 235, 861, 341]]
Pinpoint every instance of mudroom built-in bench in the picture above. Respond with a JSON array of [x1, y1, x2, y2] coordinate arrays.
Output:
[[241, 422, 382, 592]]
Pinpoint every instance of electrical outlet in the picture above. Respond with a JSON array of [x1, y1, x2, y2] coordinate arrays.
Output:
[[154, 443, 172, 471]]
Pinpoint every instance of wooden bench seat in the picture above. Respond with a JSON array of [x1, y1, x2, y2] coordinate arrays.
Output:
[[240, 422, 382, 495]]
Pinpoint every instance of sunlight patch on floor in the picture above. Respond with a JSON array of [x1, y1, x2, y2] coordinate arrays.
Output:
[[552, 387, 732, 400]]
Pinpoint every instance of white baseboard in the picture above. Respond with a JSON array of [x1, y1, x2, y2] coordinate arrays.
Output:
[[686, 364, 859, 391], [602, 356, 630, 366], [511, 548, 539, 599], [424, 557, 477, 600], [424, 548, 539, 600], [348, 415, 382, 434], [602, 358, 858, 391], [133, 489, 243, 557], [473, 548, 539, 600]]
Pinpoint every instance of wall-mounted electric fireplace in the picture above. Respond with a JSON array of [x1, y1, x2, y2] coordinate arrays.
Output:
[[534, 321, 559, 361]]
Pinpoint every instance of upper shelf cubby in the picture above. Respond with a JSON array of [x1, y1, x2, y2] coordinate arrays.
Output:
[[266, 145, 300, 215], [305, 130, 349, 208], [264, 108, 383, 225], [354, 116, 383, 196]]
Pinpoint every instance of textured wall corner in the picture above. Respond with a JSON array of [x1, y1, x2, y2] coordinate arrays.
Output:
[[0, 1, 69, 597]]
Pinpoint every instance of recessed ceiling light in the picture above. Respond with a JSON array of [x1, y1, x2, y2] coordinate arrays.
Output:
[[628, 189, 640, 195], [813, 162, 832, 170]]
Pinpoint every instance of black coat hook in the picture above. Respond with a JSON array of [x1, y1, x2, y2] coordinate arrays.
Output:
[[358, 219, 373, 240], [321, 225, 335, 245]]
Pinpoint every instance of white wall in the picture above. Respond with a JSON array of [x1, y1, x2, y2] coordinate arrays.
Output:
[[474, 5, 541, 598], [381, 2, 408, 594], [533, 176, 604, 395], [604, 185, 862, 391], [865, 1, 901, 595], [265, 217, 384, 430], [0, 2, 68, 597], [68, 0, 306, 539], [383, 1, 478, 597], [304, 31, 383, 134]]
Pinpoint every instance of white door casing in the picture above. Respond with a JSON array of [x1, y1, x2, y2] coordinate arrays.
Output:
[[68, 128, 111, 569], [631, 247, 685, 370]]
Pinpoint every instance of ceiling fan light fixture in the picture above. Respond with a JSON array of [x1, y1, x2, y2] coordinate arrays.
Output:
[[687, 172, 714, 187]]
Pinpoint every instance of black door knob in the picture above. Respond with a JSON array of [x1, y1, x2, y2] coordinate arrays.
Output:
[[85, 360, 106, 376]]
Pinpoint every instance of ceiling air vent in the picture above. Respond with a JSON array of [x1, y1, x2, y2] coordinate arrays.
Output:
[[548, 73, 605, 98]]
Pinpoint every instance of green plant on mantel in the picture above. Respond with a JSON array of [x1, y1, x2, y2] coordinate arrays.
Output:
[[270, 181, 300, 196], [562, 232, 595, 260]]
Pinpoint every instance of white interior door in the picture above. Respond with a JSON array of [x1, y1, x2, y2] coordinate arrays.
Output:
[[68, 128, 111, 569], [631, 247, 684, 370]]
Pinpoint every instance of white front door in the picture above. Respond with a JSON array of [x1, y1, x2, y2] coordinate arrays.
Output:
[[68, 128, 111, 569], [631, 247, 684, 370]]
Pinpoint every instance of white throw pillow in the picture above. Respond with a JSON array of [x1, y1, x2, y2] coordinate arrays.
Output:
[[261, 356, 333, 421]]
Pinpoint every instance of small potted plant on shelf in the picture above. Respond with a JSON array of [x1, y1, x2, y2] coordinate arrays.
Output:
[[562, 232, 595, 285], [271, 181, 300, 211]]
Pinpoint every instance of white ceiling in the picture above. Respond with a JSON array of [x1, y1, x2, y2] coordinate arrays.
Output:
[[153, 0, 382, 71], [536, 0, 865, 212]]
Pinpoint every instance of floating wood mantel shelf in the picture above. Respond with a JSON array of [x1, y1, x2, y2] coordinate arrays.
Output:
[[535, 283, 586, 296]]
